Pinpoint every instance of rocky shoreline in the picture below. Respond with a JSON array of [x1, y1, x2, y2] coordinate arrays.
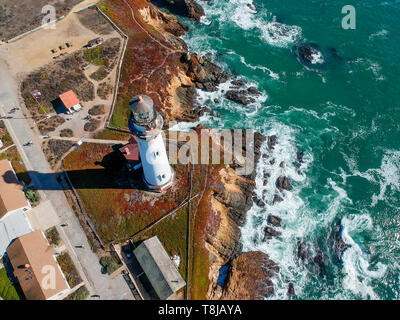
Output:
[[105, 0, 280, 299], [148, 0, 281, 300]]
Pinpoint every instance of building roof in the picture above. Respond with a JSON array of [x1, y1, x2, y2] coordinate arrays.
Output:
[[119, 136, 140, 161], [0, 160, 29, 219], [0, 209, 32, 257], [133, 236, 186, 300], [59, 90, 80, 109], [6, 230, 69, 300]]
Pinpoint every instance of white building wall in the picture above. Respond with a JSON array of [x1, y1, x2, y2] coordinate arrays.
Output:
[[137, 133, 172, 187]]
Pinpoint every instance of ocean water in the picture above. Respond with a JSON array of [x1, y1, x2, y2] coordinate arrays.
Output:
[[175, 0, 400, 299]]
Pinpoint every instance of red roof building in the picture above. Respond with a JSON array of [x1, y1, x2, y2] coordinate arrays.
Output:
[[119, 136, 140, 162], [59, 90, 81, 113]]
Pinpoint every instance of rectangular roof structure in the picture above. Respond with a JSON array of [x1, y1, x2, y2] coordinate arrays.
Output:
[[119, 136, 140, 161], [133, 236, 185, 300], [0, 160, 30, 219], [59, 90, 80, 109], [0, 209, 32, 257], [6, 230, 69, 300]]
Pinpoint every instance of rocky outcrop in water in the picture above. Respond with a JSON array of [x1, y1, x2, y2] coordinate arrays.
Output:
[[312, 250, 326, 274], [276, 176, 291, 191], [225, 87, 261, 106], [263, 226, 281, 241], [331, 220, 350, 261], [184, 53, 229, 92], [268, 214, 282, 227], [216, 251, 279, 300]]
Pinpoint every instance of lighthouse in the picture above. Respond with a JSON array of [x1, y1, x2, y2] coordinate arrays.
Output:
[[128, 95, 174, 191]]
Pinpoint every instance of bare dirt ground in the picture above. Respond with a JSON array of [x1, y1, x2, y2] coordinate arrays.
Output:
[[0, 2, 124, 139], [0, 0, 104, 41]]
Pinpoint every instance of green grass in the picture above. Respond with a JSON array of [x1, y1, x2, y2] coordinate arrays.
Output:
[[0, 268, 20, 300]]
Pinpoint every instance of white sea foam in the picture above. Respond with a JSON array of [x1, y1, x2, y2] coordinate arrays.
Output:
[[341, 214, 387, 299], [240, 121, 315, 299], [341, 149, 400, 207]]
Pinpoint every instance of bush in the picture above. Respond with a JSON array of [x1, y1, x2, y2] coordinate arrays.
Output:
[[45, 227, 61, 246], [64, 285, 89, 300], [56, 253, 83, 288], [60, 129, 74, 137], [100, 255, 122, 275], [24, 187, 40, 203]]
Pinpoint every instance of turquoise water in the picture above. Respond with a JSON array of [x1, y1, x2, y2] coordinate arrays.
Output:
[[177, 0, 400, 299]]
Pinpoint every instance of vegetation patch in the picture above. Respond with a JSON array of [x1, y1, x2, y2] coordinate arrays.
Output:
[[94, 129, 131, 141], [84, 118, 101, 132], [77, 7, 114, 35], [0, 146, 31, 185], [64, 285, 90, 300], [60, 128, 74, 138], [45, 226, 61, 246], [24, 186, 40, 204], [88, 105, 105, 116], [97, 82, 113, 100], [0, 0, 82, 41], [99, 255, 122, 275], [42, 140, 74, 168], [0, 268, 20, 300], [37, 116, 66, 135], [56, 252, 82, 288], [0, 121, 12, 150]]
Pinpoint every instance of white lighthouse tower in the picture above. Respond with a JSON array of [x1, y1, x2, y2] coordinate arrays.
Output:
[[128, 95, 174, 191]]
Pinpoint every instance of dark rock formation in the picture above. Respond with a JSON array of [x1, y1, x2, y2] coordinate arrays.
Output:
[[226, 90, 256, 106], [267, 214, 282, 227], [295, 44, 323, 65], [162, 0, 205, 22], [263, 226, 281, 241], [219, 251, 279, 300], [268, 135, 277, 150], [272, 194, 283, 204], [288, 283, 295, 296], [276, 176, 291, 191], [331, 220, 350, 261], [297, 241, 308, 260], [297, 150, 304, 163], [185, 53, 229, 92], [225, 86, 261, 106], [231, 79, 246, 88]]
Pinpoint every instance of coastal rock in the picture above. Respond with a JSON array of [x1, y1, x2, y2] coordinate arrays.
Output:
[[268, 135, 277, 150], [263, 226, 281, 241], [331, 220, 350, 261], [186, 54, 229, 92], [272, 194, 283, 204], [297, 241, 309, 260], [312, 250, 326, 274], [218, 251, 279, 300], [162, 0, 205, 22], [288, 283, 296, 296], [297, 150, 304, 163], [225, 90, 256, 106], [294, 43, 324, 66], [267, 214, 282, 228], [276, 176, 291, 191]]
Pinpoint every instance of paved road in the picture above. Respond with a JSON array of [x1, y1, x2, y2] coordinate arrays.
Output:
[[0, 61, 133, 300]]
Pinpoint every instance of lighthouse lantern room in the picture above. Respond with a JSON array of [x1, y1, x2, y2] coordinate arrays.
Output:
[[128, 95, 174, 191]]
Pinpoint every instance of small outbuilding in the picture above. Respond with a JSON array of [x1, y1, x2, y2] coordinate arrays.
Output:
[[133, 236, 185, 300], [59, 90, 82, 114]]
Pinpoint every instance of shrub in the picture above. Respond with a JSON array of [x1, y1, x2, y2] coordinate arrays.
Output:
[[99, 256, 122, 275], [45, 227, 61, 246], [60, 129, 74, 137], [25, 188, 40, 203], [64, 285, 89, 300]]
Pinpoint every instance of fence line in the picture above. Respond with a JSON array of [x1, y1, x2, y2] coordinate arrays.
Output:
[[62, 163, 105, 249], [95, 5, 129, 130], [7, 16, 65, 43]]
